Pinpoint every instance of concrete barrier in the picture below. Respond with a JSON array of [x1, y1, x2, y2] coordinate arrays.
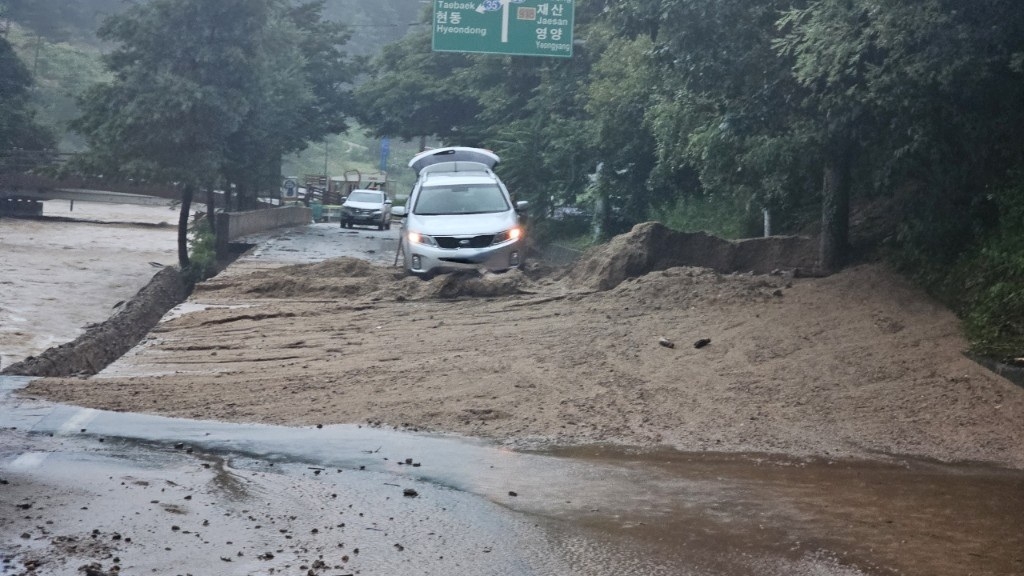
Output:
[[215, 205, 312, 259]]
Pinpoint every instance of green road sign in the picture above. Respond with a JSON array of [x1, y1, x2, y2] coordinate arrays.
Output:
[[432, 0, 574, 58]]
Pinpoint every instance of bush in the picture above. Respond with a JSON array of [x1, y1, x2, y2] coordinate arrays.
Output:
[[897, 177, 1024, 362], [961, 180, 1024, 361], [185, 218, 217, 284], [656, 193, 760, 240], [966, 281, 1024, 360]]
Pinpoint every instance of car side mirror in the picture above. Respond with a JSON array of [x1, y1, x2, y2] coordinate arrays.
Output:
[[385, 199, 393, 205], [516, 200, 529, 212], [392, 206, 407, 217]]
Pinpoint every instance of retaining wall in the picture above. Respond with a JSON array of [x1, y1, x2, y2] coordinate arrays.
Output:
[[215, 205, 312, 259]]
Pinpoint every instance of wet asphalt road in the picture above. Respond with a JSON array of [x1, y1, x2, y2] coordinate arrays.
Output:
[[230, 222, 403, 270], [2, 220, 1023, 575]]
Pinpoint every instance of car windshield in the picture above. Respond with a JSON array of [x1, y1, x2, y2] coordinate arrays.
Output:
[[413, 183, 509, 215], [348, 191, 383, 203]]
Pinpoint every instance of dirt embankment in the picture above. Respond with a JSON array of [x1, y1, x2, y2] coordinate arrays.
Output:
[[21, 222, 1024, 468]]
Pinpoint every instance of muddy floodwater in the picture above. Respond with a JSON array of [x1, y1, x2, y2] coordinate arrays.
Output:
[[2, 205, 1023, 575], [2, 378, 1022, 576]]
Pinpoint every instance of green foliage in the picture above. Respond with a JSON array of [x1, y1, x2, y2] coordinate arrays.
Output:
[[960, 181, 1024, 360], [584, 34, 657, 231], [6, 25, 107, 151], [0, 34, 55, 154], [71, 0, 358, 196], [655, 193, 757, 240], [184, 217, 218, 284], [319, 0, 426, 55], [966, 282, 1024, 361], [892, 176, 1024, 360], [1, 0, 125, 43], [353, 30, 481, 142], [68, 0, 361, 266], [485, 54, 594, 226], [528, 213, 592, 247], [74, 0, 265, 185]]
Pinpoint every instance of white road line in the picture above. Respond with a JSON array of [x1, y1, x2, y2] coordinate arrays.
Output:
[[57, 408, 99, 436]]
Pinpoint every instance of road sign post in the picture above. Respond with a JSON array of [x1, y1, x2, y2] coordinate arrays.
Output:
[[432, 0, 574, 58]]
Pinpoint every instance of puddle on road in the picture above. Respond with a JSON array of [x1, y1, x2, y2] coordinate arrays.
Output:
[[2, 386, 1022, 575], [541, 447, 1024, 576]]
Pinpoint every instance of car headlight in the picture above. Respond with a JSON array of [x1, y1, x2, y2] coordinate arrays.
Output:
[[408, 231, 437, 246], [491, 227, 522, 245]]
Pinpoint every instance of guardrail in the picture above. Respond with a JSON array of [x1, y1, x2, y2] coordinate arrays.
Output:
[[0, 172, 183, 202]]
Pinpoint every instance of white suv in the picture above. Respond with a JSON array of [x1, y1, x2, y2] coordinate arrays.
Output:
[[392, 147, 527, 276]]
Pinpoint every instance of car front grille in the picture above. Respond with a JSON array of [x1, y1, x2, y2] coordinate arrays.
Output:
[[435, 235, 494, 249]]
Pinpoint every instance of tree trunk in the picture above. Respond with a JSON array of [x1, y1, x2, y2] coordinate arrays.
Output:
[[177, 183, 194, 269], [590, 163, 610, 242], [237, 182, 249, 210], [820, 147, 851, 273]]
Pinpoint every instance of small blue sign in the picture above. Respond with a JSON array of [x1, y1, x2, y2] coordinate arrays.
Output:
[[380, 138, 391, 172]]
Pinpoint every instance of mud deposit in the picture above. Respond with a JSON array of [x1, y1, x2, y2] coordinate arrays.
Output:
[[25, 239, 1024, 467], [7, 218, 1024, 576]]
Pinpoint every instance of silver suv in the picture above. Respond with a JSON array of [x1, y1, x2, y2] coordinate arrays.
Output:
[[392, 147, 527, 275], [341, 189, 392, 230]]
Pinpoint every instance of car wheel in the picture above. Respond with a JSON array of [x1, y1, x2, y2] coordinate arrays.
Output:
[[385, 219, 392, 230], [378, 218, 385, 231]]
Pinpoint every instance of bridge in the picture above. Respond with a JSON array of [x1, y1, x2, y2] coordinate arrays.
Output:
[[1, 151, 186, 216]]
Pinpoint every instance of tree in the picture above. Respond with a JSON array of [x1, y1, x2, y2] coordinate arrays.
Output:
[[2, 0, 126, 42], [73, 0, 271, 269], [0, 35, 55, 164], [584, 33, 660, 238], [222, 1, 359, 210], [600, 0, 817, 239], [355, 0, 605, 235], [485, 53, 594, 232], [72, 0, 357, 270], [353, 30, 481, 144], [776, 0, 1024, 270]]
